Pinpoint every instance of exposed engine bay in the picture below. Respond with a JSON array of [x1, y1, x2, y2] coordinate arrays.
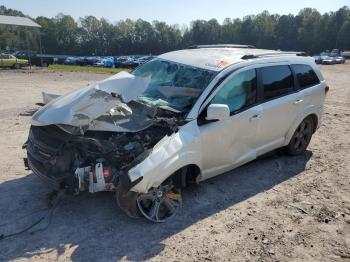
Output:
[[25, 105, 183, 190]]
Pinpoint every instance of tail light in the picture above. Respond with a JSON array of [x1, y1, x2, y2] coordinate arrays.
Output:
[[325, 85, 330, 95]]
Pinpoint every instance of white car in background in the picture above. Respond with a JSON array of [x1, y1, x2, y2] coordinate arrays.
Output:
[[24, 45, 329, 222]]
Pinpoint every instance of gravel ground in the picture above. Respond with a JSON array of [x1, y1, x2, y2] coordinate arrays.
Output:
[[0, 64, 349, 262]]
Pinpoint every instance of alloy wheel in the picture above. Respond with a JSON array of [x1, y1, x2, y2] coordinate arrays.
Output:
[[136, 182, 182, 223]]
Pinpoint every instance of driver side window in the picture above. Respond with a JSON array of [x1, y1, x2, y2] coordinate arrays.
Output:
[[211, 69, 257, 113]]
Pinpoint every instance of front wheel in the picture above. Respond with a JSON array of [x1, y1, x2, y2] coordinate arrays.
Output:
[[136, 181, 182, 223], [13, 63, 21, 69], [285, 117, 314, 156]]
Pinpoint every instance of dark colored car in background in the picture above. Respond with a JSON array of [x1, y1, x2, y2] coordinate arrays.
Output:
[[14, 51, 54, 67]]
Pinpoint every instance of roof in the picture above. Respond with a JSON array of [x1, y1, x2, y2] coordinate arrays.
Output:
[[188, 44, 255, 49], [0, 15, 41, 28], [158, 47, 294, 72]]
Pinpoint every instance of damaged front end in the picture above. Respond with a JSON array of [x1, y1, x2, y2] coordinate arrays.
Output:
[[25, 115, 175, 192], [24, 71, 186, 220], [24, 59, 214, 222]]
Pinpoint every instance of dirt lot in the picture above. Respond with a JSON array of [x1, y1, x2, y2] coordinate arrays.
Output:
[[0, 64, 349, 262]]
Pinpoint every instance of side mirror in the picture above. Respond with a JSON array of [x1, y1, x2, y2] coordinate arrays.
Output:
[[206, 104, 230, 121]]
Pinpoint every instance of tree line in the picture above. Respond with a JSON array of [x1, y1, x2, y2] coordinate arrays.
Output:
[[0, 5, 349, 56]]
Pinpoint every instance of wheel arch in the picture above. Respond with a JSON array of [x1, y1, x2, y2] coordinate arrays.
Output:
[[285, 111, 319, 146], [129, 150, 203, 193], [309, 113, 318, 133], [170, 164, 202, 189]]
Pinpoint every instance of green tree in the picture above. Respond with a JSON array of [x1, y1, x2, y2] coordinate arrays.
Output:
[[2, 5, 350, 56], [297, 8, 323, 53]]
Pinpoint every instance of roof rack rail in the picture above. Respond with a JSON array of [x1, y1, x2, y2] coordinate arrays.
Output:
[[241, 51, 309, 60], [188, 44, 255, 49]]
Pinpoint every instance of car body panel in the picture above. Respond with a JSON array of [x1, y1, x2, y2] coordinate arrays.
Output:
[[199, 104, 262, 180], [256, 92, 301, 155], [31, 71, 151, 131]]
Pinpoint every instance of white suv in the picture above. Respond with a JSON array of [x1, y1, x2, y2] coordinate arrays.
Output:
[[24, 45, 328, 222]]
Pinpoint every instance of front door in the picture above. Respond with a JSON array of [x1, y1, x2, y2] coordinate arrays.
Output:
[[198, 68, 262, 180]]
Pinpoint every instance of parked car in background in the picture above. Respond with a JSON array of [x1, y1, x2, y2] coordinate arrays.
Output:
[[106, 56, 150, 68], [315, 50, 346, 65], [114, 56, 128, 68], [64, 57, 79, 65], [103, 57, 115, 68], [93, 58, 105, 67], [135, 55, 154, 66], [330, 49, 340, 57], [53, 55, 69, 64], [321, 56, 336, 65], [341, 50, 350, 59], [93, 57, 114, 68], [0, 54, 28, 69], [14, 51, 54, 67], [114, 56, 141, 68], [312, 55, 322, 64], [334, 56, 346, 64], [76, 57, 90, 66]]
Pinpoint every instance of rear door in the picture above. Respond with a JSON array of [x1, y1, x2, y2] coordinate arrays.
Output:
[[291, 64, 323, 116], [255, 64, 302, 155]]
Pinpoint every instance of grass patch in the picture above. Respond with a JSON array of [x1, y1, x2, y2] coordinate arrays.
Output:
[[48, 64, 130, 74]]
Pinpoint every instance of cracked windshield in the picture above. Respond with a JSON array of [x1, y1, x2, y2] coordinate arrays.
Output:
[[134, 58, 217, 111]]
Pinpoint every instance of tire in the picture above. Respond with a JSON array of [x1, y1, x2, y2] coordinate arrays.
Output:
[[116, 187, 141, 218], [14, 63, 21, 69], [285, 117, 314, 156], [136, 180, 182, 223]]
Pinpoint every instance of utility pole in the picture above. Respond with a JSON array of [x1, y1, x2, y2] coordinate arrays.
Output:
[[38, 31, 43, 67], [25, 29, 31, 69]]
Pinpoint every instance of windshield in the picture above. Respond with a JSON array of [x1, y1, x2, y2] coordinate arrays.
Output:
[[133, 58, 217, 112]]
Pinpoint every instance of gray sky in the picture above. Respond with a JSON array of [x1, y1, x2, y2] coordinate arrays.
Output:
[[1, 0, 349, 25]]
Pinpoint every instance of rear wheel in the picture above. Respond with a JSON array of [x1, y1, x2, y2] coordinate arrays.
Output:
[[136, 181, 182, 223], [14, 63, 21, 69], [285, 117, 314, 156]]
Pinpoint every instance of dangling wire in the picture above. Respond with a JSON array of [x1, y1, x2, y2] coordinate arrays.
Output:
[[0, 191, 62, 241]]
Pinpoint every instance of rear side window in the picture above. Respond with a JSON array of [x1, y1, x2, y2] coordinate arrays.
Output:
[[292, 64, 320, 89], [261, 65, 294, 100]]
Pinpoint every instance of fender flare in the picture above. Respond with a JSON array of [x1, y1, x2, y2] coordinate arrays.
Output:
[[130, 150, 202, 193], [284, 106, 320, 146], [155, 150, 202, 187]]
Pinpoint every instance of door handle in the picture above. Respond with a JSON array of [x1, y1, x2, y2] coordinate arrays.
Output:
[[250, 114, 261, 121], [294, 99, 303, 105]]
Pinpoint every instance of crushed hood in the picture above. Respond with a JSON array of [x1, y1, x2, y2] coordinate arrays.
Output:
[[32, 71, 151, 132]]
